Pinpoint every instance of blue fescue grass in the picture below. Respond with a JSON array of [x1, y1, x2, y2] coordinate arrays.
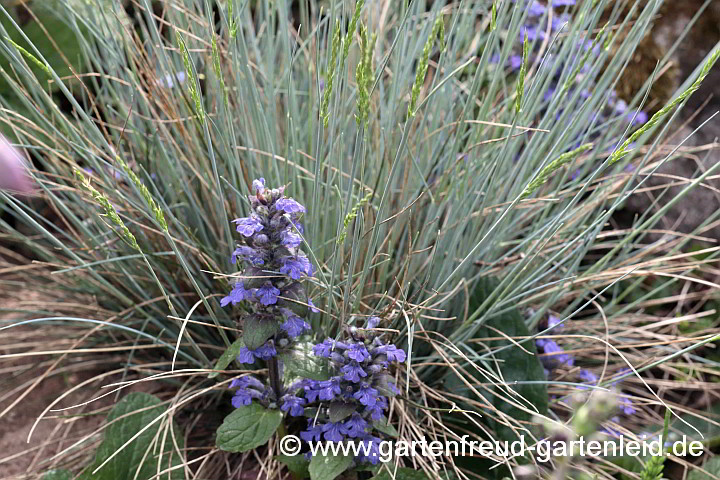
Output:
[[0, 0, 719, 478]]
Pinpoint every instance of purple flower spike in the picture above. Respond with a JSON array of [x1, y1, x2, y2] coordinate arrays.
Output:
[[256, 282, 280, 306], [223, 179, 319, 413], [234, 216, 264, 237], [552, 0, 575, 6], [276, 198, 306, 214]]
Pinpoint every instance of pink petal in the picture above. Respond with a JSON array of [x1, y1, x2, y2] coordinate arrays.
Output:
[[0, 136, 33, 194]]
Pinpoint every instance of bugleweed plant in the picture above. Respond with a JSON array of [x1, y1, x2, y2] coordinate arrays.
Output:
[[2, 0, 720, 479]]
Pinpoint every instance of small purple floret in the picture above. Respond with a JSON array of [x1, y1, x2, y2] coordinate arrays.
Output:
[[353, 384, 379, 407], [341, 363, 368, 383], [234, 216, 264, 237], [256, 282, 280, 306], [252, 177, 265, 193], [347, 344, 371, 363], [322, 422, 345, 442], [221, 281, 254, 307], [374, 344, 406, 363], [281, 315, 311, 338], [280, 255, 313, 279], [280, 394, 307, 416], [236, 347, 255, 364], [343, 413, 369, 438], [253, 343, 277, 359], [276, 198, 306, 214]]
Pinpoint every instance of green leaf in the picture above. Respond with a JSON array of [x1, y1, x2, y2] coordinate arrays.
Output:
[[78, 392, 184, 480], [671, 402, 720, 443], [216, 403, 282, 453], [243, 315, 278, 350], [282, 341, 330, 381], [209, 337, 244, 378], [355, 463, 382, 474], [373, 418, 399, 438], [328, 401, 356, 423], [275, 454, 310, 478], [303, 407, 319, 418], [689, 457, 720, 480], [372, 467, 429, 480], [42, 470, 72, 480], [277, 282, 309, 317], [309, 452, 353, 480], [444, 277, 547, 445]]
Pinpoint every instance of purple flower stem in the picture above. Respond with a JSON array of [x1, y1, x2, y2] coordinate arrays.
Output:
[[268, 355, 284, 401]]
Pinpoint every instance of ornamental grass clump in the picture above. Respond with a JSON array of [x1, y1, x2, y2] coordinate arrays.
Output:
[[498, 0, 648, 160]]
